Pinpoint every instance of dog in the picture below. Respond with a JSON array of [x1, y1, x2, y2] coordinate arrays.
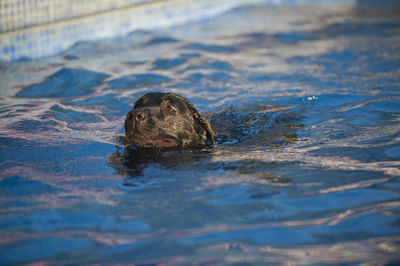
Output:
[[125, 92, 215, 149]]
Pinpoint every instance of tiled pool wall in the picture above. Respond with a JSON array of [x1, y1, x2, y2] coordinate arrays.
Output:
[[0, 0, 360, 61], [2, 0, 398, 61], [0, 0, 160, 32]]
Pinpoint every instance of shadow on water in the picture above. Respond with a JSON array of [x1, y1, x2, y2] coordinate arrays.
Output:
[[109, 104, 303, 186], [109, 143, 213, 178]]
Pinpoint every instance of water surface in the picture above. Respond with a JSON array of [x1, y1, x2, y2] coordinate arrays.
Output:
[[1, 3, 400, 264]]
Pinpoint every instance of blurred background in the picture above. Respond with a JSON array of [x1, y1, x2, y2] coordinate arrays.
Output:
[[1, 0, 398, 61]]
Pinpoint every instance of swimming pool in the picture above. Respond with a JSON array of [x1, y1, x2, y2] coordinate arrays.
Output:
[[1, 2, 400, 264]]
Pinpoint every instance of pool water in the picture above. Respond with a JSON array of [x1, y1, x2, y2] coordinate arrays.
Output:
[[1, 3, 400, 264]]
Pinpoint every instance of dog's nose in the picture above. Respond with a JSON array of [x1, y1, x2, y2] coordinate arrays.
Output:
[[132, 110, 146, 122], [127, 109, 150, 124], [127, 110, 145, 121], [136, 111, 145, 121]]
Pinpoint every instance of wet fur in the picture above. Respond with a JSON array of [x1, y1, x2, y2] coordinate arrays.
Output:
[[125, 92, 215, 149]]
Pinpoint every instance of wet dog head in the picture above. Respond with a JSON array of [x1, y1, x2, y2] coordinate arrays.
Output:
[[125, 92, 215, 149]]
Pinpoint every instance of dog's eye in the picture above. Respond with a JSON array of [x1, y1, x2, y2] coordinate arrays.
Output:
[[165, 105, 176, 114]]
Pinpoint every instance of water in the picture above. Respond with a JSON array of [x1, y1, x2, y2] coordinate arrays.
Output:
[[1, 3, 400, 264]]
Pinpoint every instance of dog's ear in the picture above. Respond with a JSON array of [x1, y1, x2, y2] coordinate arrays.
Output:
[[192, 110, 216, 145], [169, 93, 215, 145]]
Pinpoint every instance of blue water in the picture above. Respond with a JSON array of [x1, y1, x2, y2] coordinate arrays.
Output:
[[1, 3, 400, 265]]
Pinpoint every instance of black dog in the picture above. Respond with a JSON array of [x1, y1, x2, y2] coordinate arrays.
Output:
[[125, 92, 215, 149]]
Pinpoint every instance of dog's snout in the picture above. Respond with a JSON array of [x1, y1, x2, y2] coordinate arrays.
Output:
[[127, 110, 147, 122], [135, 110, 146, 122]]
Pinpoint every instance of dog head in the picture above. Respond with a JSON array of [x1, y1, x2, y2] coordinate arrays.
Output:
[[125, 92, 215, 149]]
